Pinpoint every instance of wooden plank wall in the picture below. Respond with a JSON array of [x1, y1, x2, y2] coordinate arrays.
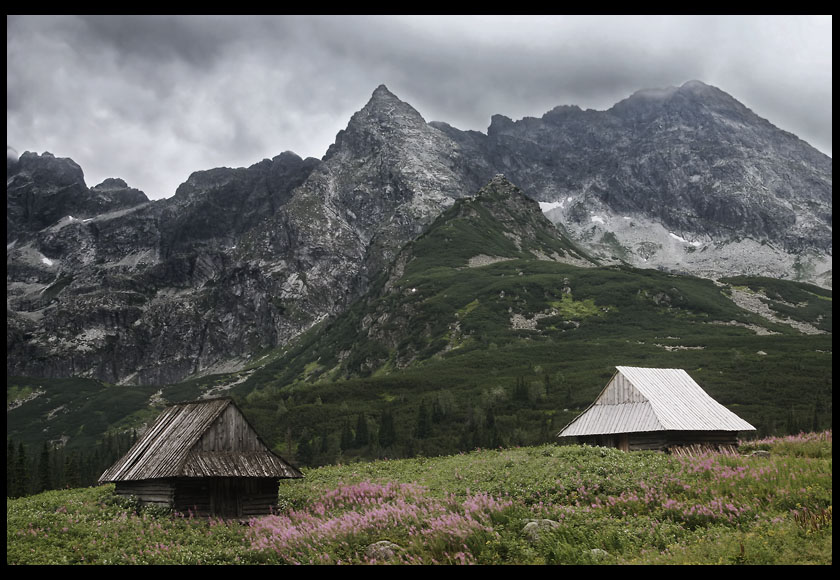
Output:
[[173, 478, 212, 516], [172, 477, 279, 518]]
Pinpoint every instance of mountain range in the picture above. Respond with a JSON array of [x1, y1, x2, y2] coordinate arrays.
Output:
[[6, 80, 832, 393]]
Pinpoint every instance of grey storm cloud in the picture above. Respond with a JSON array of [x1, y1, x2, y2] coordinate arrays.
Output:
[[7, 15, 832, 200]]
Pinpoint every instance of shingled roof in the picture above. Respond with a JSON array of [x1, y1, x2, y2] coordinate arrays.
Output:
[[558, 366, 755, 438], [99, 398, 302, 483]]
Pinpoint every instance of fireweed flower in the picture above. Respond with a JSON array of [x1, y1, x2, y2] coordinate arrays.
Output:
[[246, 480, 510, 562]]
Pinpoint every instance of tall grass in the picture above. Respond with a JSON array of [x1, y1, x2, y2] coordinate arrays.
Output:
[[7, 432, 831, 565]]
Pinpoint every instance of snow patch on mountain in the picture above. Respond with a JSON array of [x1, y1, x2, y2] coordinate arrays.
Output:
[[541, 200, 831, 285], [669, 232, 703, 247]]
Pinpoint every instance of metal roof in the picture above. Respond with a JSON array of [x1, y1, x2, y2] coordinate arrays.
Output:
[[99, 398, 302, 482], [558, 366, 755, 437]]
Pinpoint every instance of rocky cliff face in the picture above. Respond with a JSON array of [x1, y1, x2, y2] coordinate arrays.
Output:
[[7, 151, 328, 385], [6, 81, 832, 385]]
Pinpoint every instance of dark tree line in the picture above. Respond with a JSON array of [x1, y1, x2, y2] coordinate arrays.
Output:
[[292, 387, 520, 468], [7, 431, 137, 498]]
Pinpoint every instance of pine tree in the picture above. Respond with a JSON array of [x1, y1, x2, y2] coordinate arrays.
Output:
[[64, 451, 81, 489], [14, 442, 30, 497], [7, 439, 17, 495], [319, 428, 330, 454], [811, 396, 823, 432], [540, 416, 554, 443], [485, 406, 496, 428], [488, 426, 503, 449], [431, 399, 444, 424], [340, 421, 354, 451], [37, 441, 52, 493], [379, 409, 396, 448], [786, 407, 799, 435], [296, 431, 314, 466], [416, 400, 431, 439], [354, 413, 369, 447], [513, 376, 528, 402]]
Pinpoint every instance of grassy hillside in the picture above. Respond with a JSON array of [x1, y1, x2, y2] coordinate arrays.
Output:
[[6, 432, 832, 565]]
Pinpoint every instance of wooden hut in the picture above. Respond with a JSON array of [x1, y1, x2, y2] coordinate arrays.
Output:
[[557, 366, 755, 452], [98, 397, 303, 518]]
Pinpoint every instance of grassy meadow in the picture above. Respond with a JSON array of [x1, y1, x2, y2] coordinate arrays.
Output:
[[7, 431, 831, 565]]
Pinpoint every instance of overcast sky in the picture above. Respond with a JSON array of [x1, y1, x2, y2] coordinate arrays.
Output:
[[7, 15, 832, 200]]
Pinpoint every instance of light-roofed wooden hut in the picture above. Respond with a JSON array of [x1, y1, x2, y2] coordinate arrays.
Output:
[[98, 397, 302, 518], [557, 366, 755, 452]]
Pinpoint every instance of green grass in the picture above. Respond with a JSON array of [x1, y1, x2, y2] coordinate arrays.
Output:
[[7, 432, 831, 565]]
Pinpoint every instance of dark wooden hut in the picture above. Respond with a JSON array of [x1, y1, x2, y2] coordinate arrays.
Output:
[[98, 397, 302, 518], [557, 366, 755, 452]]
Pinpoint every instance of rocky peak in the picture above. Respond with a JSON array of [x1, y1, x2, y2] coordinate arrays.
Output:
[[90, 177, 149, 208], [675, 79, 738, 103], [12, 151, 86, 188], [678, 79, 714, 93], [608, 79, 755, 125], [91, 177, 129, 190], [541, 104, 585, 124], [304, 82, 474, 286], [318, 83, 468, 223], [327, 84, 431, 158], [475, 174, 526, 201], [487, 114, 516, 137], [7, 151, 91, 242], [370, 83, 400, 103], [469, 174, 564, 235], [357, 84, 426, 127]]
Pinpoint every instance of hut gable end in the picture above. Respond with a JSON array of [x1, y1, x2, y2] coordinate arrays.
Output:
[[195, 404, 264, 453], [596, 371, 647, 405]]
